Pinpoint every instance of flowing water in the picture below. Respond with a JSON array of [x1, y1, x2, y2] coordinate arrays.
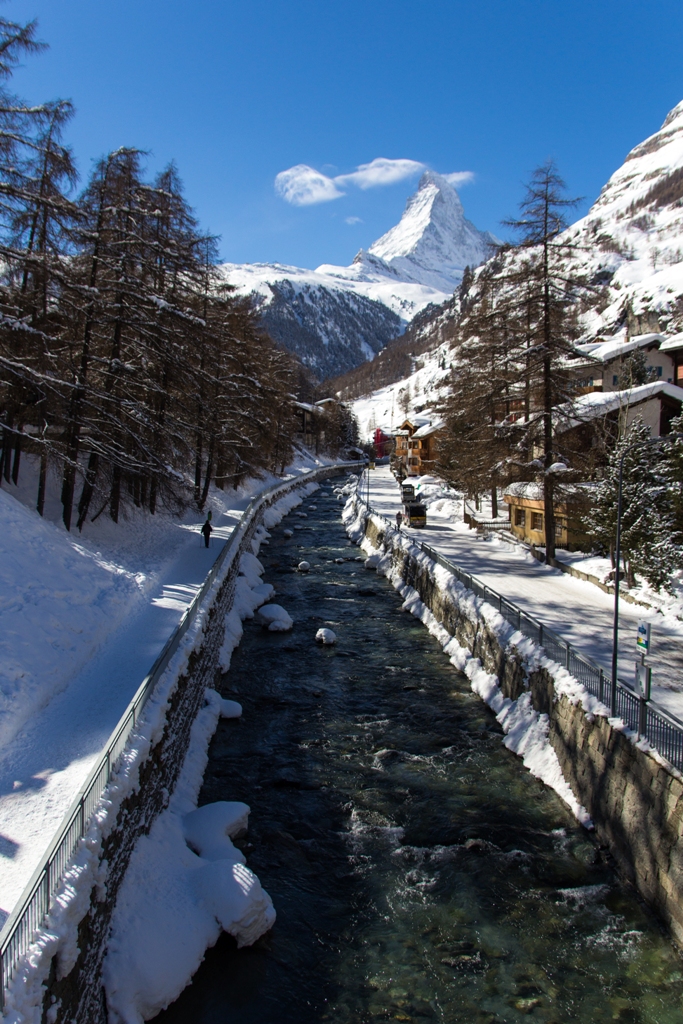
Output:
[[154, 483, 683, 1023]]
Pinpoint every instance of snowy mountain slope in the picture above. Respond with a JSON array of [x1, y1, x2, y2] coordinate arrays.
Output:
[[563, 99, 683, 339], [219, 262, 412, 378], [350, 98, 683, 409], [255, 278, 402, 374], [351, 340, 453, 441], [221, 174, 492, 379]]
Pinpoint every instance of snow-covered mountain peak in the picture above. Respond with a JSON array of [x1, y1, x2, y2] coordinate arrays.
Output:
[[367, 170, 496, 292], [221, 170, 494, 377]]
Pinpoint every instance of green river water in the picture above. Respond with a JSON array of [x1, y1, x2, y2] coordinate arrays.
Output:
[[154, 482, 683, 1024]]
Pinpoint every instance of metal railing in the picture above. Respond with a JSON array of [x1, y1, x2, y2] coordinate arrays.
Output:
[[355, 481, 683, 774], [0, 461, 362, 1010]]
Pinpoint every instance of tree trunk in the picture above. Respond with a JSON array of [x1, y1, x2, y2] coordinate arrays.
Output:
[[110, 465, 121, 523], [491, 486, 498, 519], [77, 451, 99, 530], [542, 350, 556, 562], [194, 428, 203, 507], [2, 421, 13, 483], [11, 427, 22, 485], [37, 452, 47, 516], [200, 434, 215, 510]]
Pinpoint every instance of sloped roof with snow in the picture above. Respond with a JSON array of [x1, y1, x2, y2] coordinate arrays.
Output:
[[412, 418, 445, 439], [659, 332, 683, 353], [556, 381, 683, 432], [573, 332, 666, 364], [504, 480, 597, 501]]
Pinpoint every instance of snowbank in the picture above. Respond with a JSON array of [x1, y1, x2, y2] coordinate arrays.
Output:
[[103, 691, 275, 1024], [218, 485, 315, 671], [0, 487, 143, 751]]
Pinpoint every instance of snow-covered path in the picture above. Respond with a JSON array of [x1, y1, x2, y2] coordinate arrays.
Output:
[[0, 484, 283, 926], [367, 466, 683, 720]]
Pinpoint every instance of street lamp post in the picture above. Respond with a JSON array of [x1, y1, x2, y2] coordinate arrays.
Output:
[[610, 452, 625, 716]]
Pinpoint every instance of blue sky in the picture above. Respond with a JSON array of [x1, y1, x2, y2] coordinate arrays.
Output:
[[9, 0, 683, 269]]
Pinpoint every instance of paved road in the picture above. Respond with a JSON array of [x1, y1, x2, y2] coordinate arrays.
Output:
[[366, 466, 683, 720]]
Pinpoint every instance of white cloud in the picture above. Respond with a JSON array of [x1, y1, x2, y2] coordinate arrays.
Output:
[[274, 159, 474, 206], [345, 216, 363, 225], [443, 171, 475, 187], [335, 157, 425, 190], [274, 164, 344, 206]]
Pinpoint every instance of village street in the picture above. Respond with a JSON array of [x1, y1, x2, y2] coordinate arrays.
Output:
[[366, 465, 683, 722]]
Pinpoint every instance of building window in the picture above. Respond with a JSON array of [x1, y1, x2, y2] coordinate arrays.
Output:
[[555, 519, 565, 539], [656, 366, 663, 377], [612, 374, 618, 385], [408, 457, 419, 466], [515, 508, 526, 527], [531, 512, 543, 531]]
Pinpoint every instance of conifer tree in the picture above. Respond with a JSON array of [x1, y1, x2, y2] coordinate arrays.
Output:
[[437, 258, 517, 512], [504, 161, 582, 559], [586, 419, 681, 591]]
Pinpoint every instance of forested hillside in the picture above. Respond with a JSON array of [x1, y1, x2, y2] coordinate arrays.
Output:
[[325, 294, 456, 400]]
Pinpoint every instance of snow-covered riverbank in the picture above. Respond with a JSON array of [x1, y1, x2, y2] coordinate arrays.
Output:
[[0, 454, 336, 929]]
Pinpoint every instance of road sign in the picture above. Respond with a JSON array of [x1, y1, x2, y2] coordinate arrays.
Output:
[[635, 661, 652, 700], [636, 620, 651, 655]]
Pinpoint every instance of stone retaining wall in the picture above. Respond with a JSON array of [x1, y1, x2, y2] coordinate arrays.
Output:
[[361, 511, 683, 946], [44, 509, 260, 1024]]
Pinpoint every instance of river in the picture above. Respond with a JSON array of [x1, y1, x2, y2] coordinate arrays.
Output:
[[154, 481, 683, 1023]]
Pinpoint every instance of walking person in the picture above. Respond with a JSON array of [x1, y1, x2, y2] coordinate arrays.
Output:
[[201, 515, 213, 548], [396, 511, 403, 530]]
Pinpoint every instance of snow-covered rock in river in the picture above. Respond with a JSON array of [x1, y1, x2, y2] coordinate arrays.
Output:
[[315, 628, 337, 645], [219, 698, 243, 719], [297, 561, 311, 572], [255, 604, 294, 631]]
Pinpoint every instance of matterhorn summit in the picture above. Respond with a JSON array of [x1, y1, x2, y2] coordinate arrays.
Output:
[[221, 170, 495, 378], [366, 171, 497, 292]]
